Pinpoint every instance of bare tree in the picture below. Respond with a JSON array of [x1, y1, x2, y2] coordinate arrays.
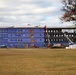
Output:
[[61, 0, 76, 25]]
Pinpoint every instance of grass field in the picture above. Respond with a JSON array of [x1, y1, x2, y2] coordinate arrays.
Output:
[[0, 48, 76, 75]]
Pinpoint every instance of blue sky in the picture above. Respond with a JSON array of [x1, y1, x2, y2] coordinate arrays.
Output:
[[0, 0, 73, 27]]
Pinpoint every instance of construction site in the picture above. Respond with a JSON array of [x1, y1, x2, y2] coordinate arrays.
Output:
[[0, 26, 76, 49]]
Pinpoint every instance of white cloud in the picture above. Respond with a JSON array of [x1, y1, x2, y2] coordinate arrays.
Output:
[[0, 0, 7, 8], [33, 6, 57, 14], [0, 0, 72, 27]]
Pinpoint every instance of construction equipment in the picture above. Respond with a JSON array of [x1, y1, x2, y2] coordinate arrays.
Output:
[[62, 32, 76, 49]]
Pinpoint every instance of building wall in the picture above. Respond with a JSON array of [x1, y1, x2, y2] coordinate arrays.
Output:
[[0, 28, 8, 46], [44, 28, 76, 46], [0, 27, 76, 48], [0, 28, 44, 48]]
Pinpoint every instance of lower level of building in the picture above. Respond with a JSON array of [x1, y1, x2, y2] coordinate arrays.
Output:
[[0, 41, 76, 48]]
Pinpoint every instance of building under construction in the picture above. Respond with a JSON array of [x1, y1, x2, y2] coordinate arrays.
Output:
[[0, 26, 76, 48]]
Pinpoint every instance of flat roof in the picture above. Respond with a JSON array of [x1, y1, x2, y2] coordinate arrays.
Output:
[[0, 27, 76, 29]]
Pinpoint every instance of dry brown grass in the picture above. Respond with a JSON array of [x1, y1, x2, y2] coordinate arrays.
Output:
[[0, 48, 76, 75]]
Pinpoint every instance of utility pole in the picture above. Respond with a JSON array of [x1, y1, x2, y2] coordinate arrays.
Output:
[[44, 26, 50, 46]]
